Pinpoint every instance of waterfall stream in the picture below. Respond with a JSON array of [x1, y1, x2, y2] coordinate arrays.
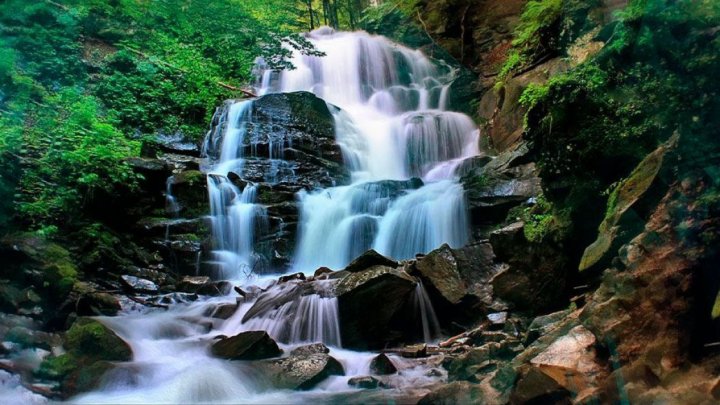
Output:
[[263, 29, 479, 271], [70, 29, 478, 403]]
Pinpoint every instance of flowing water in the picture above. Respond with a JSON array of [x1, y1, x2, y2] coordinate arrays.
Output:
[[69, 28, 479, 403]]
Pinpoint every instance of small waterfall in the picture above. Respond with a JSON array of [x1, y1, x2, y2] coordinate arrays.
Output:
[[226, 281, 342, 347], [414, 281, 441, 343], [203, 99, 271, 280], [207, 177, 267, 280]]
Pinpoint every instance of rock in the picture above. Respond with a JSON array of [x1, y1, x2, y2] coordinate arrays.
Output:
[[413, 244, 467, 304], [399, 343, 428, 358], [369, 353, 397, 375], [76, 292, 121, 316], [344, 250, 399, 273], [489, 222, 568, 312], [487, 312, 508, 326], [481, 59, 569, 152], [348, 375, 382, 389], [290, 343, 330, 356], [120, 275, 159, 294], [579, 133, 678, 271], [211, 331, 282, 360], [65, 318, 132, 362], [176, 276, 232, 296], [525, 310, 572, 345], [202, 92, 351, 272], [209, 303, 238, 319], [444, 341, 520, 382], [314, 267, 334, 277], [529, 325, 603, 393], [154, 132, 201, 156], [169, 170, 208, 217], [418, 381, 486, 405], [509, 366, 571, 405], [279, 272, 306, 283], [257, 351, 345, 390], [336, 265, 418, 349]]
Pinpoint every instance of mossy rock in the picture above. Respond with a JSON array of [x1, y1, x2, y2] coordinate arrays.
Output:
[[579, 133, 679, 271], [65, 318, 132, 361]]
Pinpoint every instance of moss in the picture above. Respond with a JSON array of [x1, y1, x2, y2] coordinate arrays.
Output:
[[65, 318, 132, 361], [36, 353, 75, 380]]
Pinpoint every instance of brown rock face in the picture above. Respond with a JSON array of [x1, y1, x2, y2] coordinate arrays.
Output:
[[413, 244, 467, 305]]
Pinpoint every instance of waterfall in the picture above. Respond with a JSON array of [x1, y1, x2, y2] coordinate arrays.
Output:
[[414, 281, 441, 343], [259, 29, 479, 271], [204, 28, 480, 275]]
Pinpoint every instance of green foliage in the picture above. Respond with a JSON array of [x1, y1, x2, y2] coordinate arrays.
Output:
[[0, 0, 323, 231]]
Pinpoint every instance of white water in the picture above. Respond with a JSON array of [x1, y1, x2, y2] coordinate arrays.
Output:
[[70, 284, 443, 404], [259, 29, 480, 271]]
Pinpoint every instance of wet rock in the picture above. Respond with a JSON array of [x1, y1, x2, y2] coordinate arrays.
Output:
[[120, 275, 159, 294], [76, 292, 121, 316], [290, 343, 330, 356], [369, 353, 397, 375], [399, 343, 428, 358], [65, 318, 132, 361], [314, 267, 334, 278], [154, 132, 201, 157], [412, 244, 467, 304], [257, 351, 345, 390], [344, 249, 399, 273], [176, 276, 232, 296], [418, 381, 486, 405], [348, 375, 382, 389], [487, 312, 508, 328], [510, 366, 572, 405], [211, 331, 282, 360], [336, 266, 417, 349], [209, 303, 238, 319], [279, 272, 306, 283], [169, 170, 208, 217]]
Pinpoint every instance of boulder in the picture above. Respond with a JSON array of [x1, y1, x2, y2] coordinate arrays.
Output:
[[489, 222, 568, 312], [176, 276, 232, 296], [413, 244, 467, 305], [209, 303, 238, 319], [348, 376, 383, 389], [336, 265, 417, 349], [211, 331, 282, 360], [509, 366, 571, 405], [256, 351, 345, 390], [290, 343, 330, 356], [344, 249, 399, 273], [399, 343, 428, 358], [120, 275, 159, 294], [418, 381, 486, 405], [369, 353, 397, 375], [579, 134, 678, 271], [529, 325, 603, 393], [65, 318, 132, 362]]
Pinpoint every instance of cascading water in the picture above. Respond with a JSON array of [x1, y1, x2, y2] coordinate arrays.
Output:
[[70, 28, 476, 404], [204, 100, 270, 280], [258, 29, 479, 271]]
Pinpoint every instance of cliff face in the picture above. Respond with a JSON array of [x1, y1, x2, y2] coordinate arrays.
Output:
[[410, 0, 720, 403]]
